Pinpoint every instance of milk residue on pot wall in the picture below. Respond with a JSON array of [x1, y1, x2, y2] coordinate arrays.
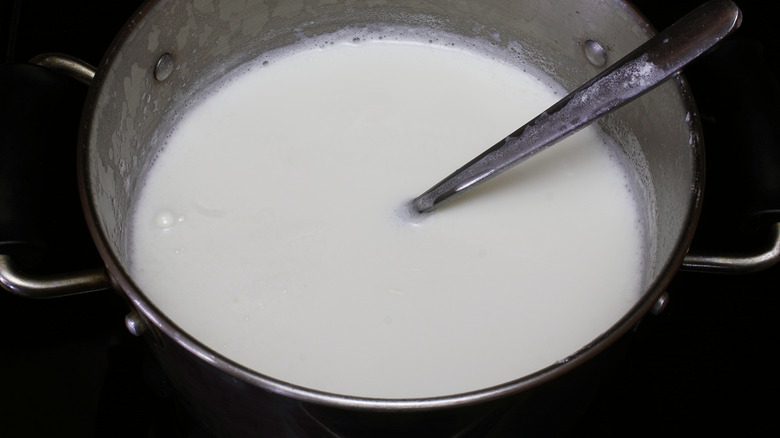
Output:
[[128, 27, 649, 399]]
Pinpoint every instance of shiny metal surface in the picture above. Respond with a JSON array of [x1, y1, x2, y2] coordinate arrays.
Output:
[[29, 52, 96, 85], [682, 221, 780, 273], [411, 0, 741, 214], [124, 311, 148, 336], [583, 39, 608, 67], [153, 52, 174, 82], [0, 55, 109, 298], [650, 291, 670, 315], [0, 254, 110, 298]]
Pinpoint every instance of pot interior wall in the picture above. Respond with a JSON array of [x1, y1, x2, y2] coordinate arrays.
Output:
[[83, 0, 699, 333]]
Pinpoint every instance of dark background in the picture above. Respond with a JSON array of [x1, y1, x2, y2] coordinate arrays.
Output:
[[1, 0, 778, 436]]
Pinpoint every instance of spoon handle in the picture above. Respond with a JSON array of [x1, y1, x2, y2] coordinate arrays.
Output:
[[411, 0, 742, 214]]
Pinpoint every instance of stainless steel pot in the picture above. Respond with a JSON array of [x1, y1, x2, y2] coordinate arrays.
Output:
[[2, 0, 778, 436]]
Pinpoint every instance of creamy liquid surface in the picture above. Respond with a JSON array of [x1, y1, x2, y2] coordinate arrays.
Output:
[[130, 38, 646, 399]]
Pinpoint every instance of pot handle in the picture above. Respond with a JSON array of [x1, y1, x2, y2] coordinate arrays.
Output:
[[0, 54, 112, 298], [680, 38, 780, 274], [681, 222, 780, 273], [28, 53, 96, 85]]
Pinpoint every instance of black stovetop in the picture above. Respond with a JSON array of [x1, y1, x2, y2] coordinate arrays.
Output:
[[1, 1, 778, 436]]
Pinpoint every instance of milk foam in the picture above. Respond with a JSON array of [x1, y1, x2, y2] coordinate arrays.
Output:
[[130, 35, 646, 398]]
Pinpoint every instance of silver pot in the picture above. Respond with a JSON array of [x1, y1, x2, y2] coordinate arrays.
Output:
[[2, 0, 778, 436]]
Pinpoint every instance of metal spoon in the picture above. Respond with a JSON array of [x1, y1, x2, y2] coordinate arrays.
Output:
[[410, 0, 742, 214]]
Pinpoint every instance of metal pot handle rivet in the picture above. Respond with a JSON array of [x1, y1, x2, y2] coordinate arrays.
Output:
[[125, 311, 148, 337], [154, 52, 175, 81], [650, 292, 670, 315], [583, 39, 607, 67]]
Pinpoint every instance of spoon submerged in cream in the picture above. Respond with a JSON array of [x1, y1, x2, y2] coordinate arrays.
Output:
[[410, 0, 741, 215]]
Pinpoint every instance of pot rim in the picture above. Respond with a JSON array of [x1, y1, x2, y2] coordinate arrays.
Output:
[[76, 0, 705, 411]]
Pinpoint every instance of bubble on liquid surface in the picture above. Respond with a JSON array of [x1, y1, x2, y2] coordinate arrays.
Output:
[[155, 211, 176, 229]]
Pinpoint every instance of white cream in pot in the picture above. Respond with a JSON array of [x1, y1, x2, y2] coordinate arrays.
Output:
[[129, 35, 647, 399]]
